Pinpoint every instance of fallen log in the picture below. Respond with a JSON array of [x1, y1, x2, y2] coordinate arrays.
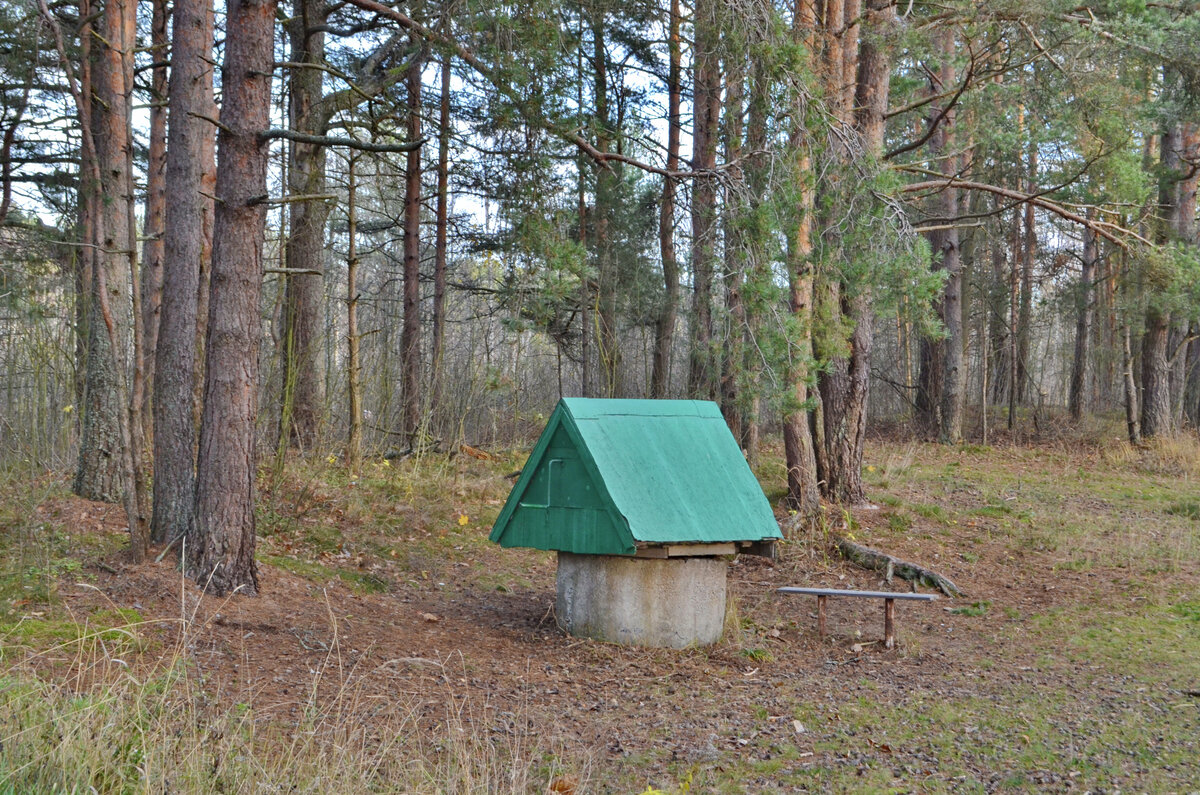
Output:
[[836, 537, 963, 598]]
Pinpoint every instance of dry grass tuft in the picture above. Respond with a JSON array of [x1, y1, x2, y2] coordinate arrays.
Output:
[[1098, 434, 1200, 479], [1139, 434, 1200, 479], [0, 599, 586, 793]]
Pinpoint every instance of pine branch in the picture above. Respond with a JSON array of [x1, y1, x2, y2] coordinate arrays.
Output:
[[336, 0, 714, 180]]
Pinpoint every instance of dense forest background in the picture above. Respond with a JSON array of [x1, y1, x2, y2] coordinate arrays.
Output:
[[0, 0, 1198, 592]]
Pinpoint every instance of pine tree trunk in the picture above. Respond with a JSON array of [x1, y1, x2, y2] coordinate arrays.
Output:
[[1016, 146, 1036, 403], [687, 0, 719, 400], [346, 153, 362, 474], [1123, 322, 1141, 444], [1181, 125, 1200, 427], [194, 42, 217, 436], [1185, 328, 1200, 428], [151, 0, 211, 545], [431, 51, 450, 419], [280, 0, 330, 450], [1169, 320, 1189, 427], [987, 230, 1009, 405], [400, 61, 424, 443], [915, 333, 942, 431], [1141, 93, 1189, 438], [939, 227, 964, 444], [1141, 308, 1172, 439], [190, 0, 276, 595], [650, 0, 681, 400], [1007, 208, 1019, 429], [919, 28, 963, 444], [782, 0, 820, 517], [741, 42, 770, 466], [1068, 220, 1097, 421], [813, 0, 894, 505], [592, 14, 621, 398], [140, 0, 168, 443], [720, 60, 745, 439], [75, 0, 134, 506]]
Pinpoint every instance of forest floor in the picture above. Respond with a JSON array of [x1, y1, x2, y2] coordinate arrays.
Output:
[[2, 418, 1200, 793]]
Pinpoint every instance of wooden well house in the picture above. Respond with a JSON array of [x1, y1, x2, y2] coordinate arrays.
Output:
[[490, 398, 781, 648]]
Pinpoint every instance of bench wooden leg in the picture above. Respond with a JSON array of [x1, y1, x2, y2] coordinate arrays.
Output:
[[817, 594, 827, 639], [884, 598, 895, 649]]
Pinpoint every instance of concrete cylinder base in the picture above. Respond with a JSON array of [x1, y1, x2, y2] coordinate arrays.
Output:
[[555, 552, 727, 648]]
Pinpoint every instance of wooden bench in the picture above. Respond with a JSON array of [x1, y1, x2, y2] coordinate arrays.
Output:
[[777, 587, 938, 649]]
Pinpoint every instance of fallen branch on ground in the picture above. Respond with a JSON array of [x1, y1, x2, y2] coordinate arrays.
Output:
[[836, 537, 963, 597]]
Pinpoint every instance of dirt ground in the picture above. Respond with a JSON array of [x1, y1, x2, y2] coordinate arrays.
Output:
[[19, 437, 1200, 792]]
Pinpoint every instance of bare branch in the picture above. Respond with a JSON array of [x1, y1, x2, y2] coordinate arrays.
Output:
[[897, 167, 1152, 248], [259, 128, 425, 152]]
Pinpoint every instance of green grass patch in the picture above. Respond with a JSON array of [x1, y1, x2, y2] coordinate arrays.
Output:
[[1036, 603, 1200, 683], [1169, 601, 1200, 622], [949, 601, 990, 617], [0, 607, 146, 653], [259, 555, 390, 594], [1166, 500, 1200, 520], [911, 502, 952, 523], [886, 511, 912, 533]]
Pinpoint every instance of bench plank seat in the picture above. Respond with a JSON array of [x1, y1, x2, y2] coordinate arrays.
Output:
[[777, 587, 937, 601], [776, 587, 939, 648]]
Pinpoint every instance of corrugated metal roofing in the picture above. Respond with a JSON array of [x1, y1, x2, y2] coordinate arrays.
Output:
[[489, 398, 781, 555]]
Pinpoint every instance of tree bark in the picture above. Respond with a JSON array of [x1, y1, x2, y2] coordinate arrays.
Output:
[[1169, 319, 1189, 426], [1168, 122, 1196, 427], [933, 27, 964, 445], [280, 0, 331, 450], [346, 153, 362, 474], [1185, 326, 1200, 428], [277, 19, 409, 448], [152, 0, 212, 545], [194, 38, 217, 437], [840, 0, 860, 115], [687, 0, 720, 400], [1123, 321, 1141, 444], [431, 50, 450, 418], [592, 12, 621, 398], [720, 57, 745, 439], [1068, 218, 1097, 421], [1180, 125, 1200, 427], [782, 0, 820, 518], [190, 0, 277, 595], [741, 36, 770, 466], [1007, 208, 1019, 430], [1016, 143, 1036, 403], [937, 211, 964, 443], [74, 0, 135, 506], [1141, 307, 1172, 438], [140, 0, 168, 443], [813, 0, 894, 505], [400, 59, 424, 443], [650, 0, 681, 400], [915, 29, 959, 438], [1142, 96, 1188, 439], [987, 219, 1010, 406]]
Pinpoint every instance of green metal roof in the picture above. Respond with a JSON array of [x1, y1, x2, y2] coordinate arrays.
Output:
[[489, 398, 782, 555]]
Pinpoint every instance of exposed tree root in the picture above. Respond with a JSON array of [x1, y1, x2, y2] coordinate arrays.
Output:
[[837, 537, 963, 597]]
